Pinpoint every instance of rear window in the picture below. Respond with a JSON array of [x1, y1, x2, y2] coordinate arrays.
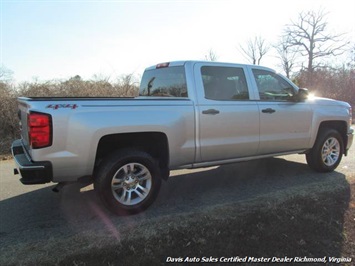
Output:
[[139, 66, 188, 97], [201, 66, 249, 100]]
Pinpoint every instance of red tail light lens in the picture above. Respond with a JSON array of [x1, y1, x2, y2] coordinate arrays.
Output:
[[28, 112, 52, 149]]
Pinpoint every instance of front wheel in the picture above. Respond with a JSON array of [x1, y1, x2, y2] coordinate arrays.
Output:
[[306, 128, 344, 172], [94, 150, 161, 215]]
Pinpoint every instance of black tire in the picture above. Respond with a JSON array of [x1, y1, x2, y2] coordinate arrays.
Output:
[[306, 128, 344, 172], [94, 149, 162, 215]]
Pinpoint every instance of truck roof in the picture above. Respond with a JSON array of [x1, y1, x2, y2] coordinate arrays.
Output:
[[145, 60, 276, 72]]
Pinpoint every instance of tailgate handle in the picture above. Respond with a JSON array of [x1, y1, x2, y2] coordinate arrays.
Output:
[[262, 108, 276, 114], [202, 109, 220, 115]]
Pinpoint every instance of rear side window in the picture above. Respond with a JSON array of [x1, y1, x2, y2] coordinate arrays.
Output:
[[139, 66, 188, 97], [201, 66, 249, 100]]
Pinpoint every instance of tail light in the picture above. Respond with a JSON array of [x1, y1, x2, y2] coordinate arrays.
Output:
[[28, 112, 52, 149]]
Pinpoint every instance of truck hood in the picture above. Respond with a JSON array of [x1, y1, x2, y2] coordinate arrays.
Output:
[[309, 96, 351, 108]]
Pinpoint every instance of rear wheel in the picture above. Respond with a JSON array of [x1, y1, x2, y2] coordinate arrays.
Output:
[[94, 150, 161, 215], [306, 128, 344, 172]]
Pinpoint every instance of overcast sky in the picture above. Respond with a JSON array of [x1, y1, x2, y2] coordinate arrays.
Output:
[[1, 0, 354, 82]]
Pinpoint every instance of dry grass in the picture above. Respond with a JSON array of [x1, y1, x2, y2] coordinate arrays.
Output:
[[342, 182, 355, 261], [58, 187, 353, 266], [0, 180, 353, 266]]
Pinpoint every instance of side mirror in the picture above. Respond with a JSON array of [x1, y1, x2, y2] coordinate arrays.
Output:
[[296, 88, 309, 101]]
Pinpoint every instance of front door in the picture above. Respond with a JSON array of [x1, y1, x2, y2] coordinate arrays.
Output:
[[250, 68, 313, 155]]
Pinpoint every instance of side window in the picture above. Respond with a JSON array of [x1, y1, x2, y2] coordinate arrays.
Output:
[[201, 66, 249, 100], [252, 69, 295, 101], [139, 66, 187, 97]]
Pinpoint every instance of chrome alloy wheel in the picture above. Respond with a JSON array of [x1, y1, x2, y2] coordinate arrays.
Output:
[[111, 163, 152, 206], [321, 137, 340, 167]]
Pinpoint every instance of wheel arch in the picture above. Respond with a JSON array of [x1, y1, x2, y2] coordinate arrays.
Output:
[[94, 132, 170, 180], [314, 120, 348, 154]]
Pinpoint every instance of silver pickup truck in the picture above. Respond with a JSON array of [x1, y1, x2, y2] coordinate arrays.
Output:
[[12, 61, 354, 215]]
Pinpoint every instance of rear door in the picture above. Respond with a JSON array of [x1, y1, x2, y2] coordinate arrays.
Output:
[[248, 67, 313, 154], [194, 63, 260, 162]]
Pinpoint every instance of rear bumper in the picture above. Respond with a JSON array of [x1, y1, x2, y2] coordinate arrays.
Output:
[[11, 139, 53, 184]]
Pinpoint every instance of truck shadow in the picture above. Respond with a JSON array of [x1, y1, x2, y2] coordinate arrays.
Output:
[[0, 157, 351, 264]]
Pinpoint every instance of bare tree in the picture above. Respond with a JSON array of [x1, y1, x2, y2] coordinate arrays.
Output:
[[347, 43, 355, 69], [239, 36, 270, 65], [274, 35, 299, 78], [284, 9, 349, 83], [117, 73, 139, 96], [204, 49, 218, 61], [0, 65, 13, 82]]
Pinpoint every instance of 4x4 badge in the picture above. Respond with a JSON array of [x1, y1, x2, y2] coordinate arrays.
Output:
[[46, 104, 78, 110]]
